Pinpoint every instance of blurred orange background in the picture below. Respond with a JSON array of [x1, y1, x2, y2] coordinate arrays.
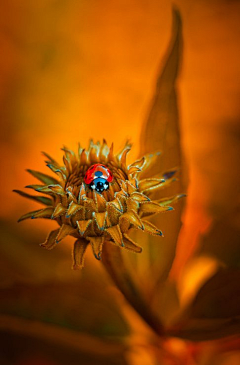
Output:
[[0, 1, 240, 364], [1, 0, 240, 238]]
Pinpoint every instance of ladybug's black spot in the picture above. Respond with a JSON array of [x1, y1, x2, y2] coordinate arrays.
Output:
[[95, 171, 103, 177], [96, 181, 104, 191]]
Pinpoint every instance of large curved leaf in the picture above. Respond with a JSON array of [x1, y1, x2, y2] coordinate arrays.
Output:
[[140, 8, 183, 171], [132, 7, 185, 297]]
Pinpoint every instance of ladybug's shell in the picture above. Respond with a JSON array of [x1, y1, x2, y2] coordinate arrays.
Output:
[[84, 164, 113, 185]]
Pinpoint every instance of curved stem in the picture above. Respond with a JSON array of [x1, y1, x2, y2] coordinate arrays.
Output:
[[102, 242, 164, 337]]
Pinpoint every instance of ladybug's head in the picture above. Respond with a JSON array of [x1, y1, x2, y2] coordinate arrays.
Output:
[[90, 177, 109, 192]]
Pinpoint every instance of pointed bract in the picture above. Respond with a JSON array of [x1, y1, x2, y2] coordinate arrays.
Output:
[[120, 210, 144, 230], [120, 147, 131, 167], [130, 192, 150, 202], [89, 147, 99, 163], [128, 156, 145, 171], [93, 212, 107, 231], [106, 225, 124, 246], [88, 236, 104, 260], [163, 168, 178, 180], [78, 183, 86, 203], [128, 166, 142, 175], [31, 207, 54, 219], [80, 149, 88, 165], [123, 234, 142, 253], [77, 219, 92, 236], [48, 184, 65, 196], [18, 209, 43, 222], [52, 203, 66, 218], [93, 191, 107, 212], [142, 220, 163, 236], [108, 143, 115, 162], [126, 180, 136, 194], [138, 178, 165, 192], [156, 194, 186, 206], [26, 169, 58, 185], [13, 190, 52, 206], [56, 224, 77, 243], [46, 164, 66, 180], [42, 151, 59, 166], [66, 201, 83, 218], [72, 239, 88, 269], [40, 229, 60, 250], [99, 141, 109, 161], [140, 201, 173, 214], [26, 185, 53, 194]]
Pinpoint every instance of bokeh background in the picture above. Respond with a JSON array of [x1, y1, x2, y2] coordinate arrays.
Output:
[[0, 1, 240, 364]]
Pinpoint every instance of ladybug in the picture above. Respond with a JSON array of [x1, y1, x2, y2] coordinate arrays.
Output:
[[84, 164, 113, 193]]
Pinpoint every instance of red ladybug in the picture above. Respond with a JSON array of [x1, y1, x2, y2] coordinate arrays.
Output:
[[84, 164, 113, 193]]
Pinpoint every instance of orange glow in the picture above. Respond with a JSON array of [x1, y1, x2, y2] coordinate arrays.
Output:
[[1, 1, 240, 364]]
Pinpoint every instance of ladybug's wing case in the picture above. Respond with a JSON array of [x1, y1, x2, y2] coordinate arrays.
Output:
[[96, 165, 113, 182], [96, 166, 109, 180], [84, 164, 113, 184], [106, 169, 113, 182], [84, 165, 96, 184]]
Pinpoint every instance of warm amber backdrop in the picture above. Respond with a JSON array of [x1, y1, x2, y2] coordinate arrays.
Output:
[[0, 1, 240, 363], [1, 0, 240, 233]]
